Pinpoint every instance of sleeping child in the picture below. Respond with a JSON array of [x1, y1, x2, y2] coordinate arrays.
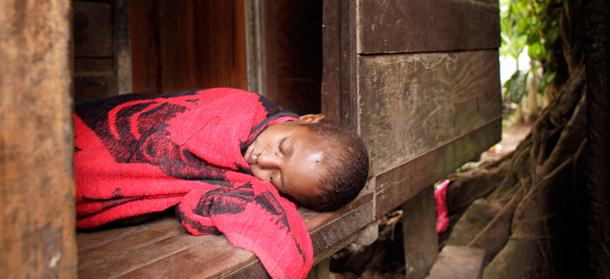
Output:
[[74, 88, 369, 279]]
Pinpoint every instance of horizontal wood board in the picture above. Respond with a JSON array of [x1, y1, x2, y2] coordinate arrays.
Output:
[[375, 119, 501, 218], [359, 0, 500, 53], [74, 58, 116, 104], [358, 50, 502, 175], [77, 194, 374, 278]]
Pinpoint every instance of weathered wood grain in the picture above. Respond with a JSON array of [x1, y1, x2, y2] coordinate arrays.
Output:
[[359, 0, 500, 53], [77, 215, 175, 252], [130, 0, 247, 94], [113, 0, 133, 95], [321, 0, 359, 129], [78, 217, 184, 269], [359, 50, 502, 175], [375, 119, 501, 218], [402, 186, 438, 279], [76, 194, 374, 278], [0, 0, 76, 278]]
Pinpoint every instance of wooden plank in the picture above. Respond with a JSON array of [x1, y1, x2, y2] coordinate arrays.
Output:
[[118, 234, 257, 279], [77, 215, 176, 252], [320, 0, 342, 121], [321, 0, 358, 129], [78, 228, 210, 279], [113, 0, 133, 95], [359, 0, 500, 53], [428, 245, 486, 279], [0, 0, 75, 278], [359, 50, 502, 175], [78, 217, 183, 269], [73, 1, 113, 57], [402, 186, 438, 279], [375, 118, 501, 218], [74, 58, 116, 104], [76, 194, 374, 279]]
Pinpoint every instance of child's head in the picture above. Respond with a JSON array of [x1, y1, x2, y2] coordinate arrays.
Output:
[[244, 114, 369, 211]]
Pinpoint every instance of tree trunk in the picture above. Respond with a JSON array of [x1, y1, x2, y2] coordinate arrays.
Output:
[[444, 0, 609, 277]]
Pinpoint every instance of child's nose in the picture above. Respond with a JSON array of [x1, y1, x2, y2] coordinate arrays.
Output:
[[256, 152, 280, 169]]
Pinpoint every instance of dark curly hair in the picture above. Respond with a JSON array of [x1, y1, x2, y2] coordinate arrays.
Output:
[[294, 121, 369, 212]]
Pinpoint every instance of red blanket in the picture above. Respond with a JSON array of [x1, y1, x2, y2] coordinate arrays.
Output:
[[75, 88, 313, 279]]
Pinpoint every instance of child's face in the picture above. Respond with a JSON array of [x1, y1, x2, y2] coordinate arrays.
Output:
[[244, 115, 329, 202]]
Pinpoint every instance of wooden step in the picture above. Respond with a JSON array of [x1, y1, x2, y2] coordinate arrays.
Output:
[[427, 245, 486, 279]]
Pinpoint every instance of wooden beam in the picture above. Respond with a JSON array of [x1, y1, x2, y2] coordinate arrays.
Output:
[[359, 0, 500, 53], [402, 186, 438, 279], [0, 0, 76, 277]]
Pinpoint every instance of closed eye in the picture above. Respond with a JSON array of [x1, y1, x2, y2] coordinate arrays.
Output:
[[277, 138, 286, 156]]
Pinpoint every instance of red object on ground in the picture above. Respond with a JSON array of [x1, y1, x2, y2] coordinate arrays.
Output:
[[435, 179, 450, 233]]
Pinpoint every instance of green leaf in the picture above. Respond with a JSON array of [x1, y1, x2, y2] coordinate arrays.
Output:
[[546, 26, 560, 45], [528, 43, 546, 59], [505, 70, 529, 103]]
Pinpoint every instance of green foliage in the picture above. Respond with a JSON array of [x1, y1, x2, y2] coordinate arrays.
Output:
[[504, 70, 529, 103], [500, 0, 568, 101]]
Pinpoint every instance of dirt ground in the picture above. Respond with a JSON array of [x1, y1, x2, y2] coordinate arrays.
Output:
[[330, 121, 533, 279]]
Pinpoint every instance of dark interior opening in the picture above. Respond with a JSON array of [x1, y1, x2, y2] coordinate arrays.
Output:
[[73, 0, 322, 116]]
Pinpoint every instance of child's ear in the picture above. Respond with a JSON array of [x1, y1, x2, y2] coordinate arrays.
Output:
[[298, 114, 326, 124]]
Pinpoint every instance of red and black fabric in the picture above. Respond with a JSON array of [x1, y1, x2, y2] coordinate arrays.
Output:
[[75, 88, 313, 279]]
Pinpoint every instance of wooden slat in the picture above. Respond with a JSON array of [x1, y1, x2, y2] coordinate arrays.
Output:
[[359, 0, 500, 53], [375, 119, 501, 218], [77, 216, 176, 252], [321, 0, 358, 128], [113, 0, 133, 95], [359, 50, 502, 175], [78, 227, 210, 279], [78, 217, 183, 269], [76, 193, 374, 279], [0, 0, 75, 277], [402, 186, 438, 279], [118, 233, 257, 279]]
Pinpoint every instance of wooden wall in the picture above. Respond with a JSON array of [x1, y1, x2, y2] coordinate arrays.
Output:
[[358, 0, 502, 218], [73, 0, 116, 103], [0, 0, 76, 277], [322, 1, 501, 275], [323, 0, 501, 218], [129, 0, 247, 94], [321, 0, 502, 278]]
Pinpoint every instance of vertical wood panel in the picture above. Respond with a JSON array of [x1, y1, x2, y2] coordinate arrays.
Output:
[[0, 0, 76, 277], [402, 186, 438, 279], [320, 0, 358, 129], [130, 0, 247, 94]]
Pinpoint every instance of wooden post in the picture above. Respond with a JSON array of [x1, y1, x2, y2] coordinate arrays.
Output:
[[402, 186, 438, 279], [0, 0, 76, 278]]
